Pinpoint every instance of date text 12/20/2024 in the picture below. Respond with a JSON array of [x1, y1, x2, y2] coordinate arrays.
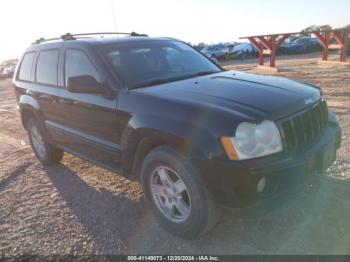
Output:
[[127, 256, 219, 261]]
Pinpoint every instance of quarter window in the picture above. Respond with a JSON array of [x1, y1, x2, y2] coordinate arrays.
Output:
[[36, 49, 59, 85], [65, 49, 99, 86], [18, 52, 35, 81]]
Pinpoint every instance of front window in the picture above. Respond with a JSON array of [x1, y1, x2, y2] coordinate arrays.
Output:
[[99, 40, 221, 88], [64, 49, 100, 86]]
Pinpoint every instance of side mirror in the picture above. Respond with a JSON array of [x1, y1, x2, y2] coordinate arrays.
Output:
[[67, 75, 115, 99], [67, 75, 104, 94]]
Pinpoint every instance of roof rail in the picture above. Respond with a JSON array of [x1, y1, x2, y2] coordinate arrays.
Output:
[[32, 32, 148, 45]]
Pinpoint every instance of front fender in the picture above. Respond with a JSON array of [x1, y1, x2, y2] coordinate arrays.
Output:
[[120, 113, 224, 171]]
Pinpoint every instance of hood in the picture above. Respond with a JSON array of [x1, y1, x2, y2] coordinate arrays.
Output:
[[133, 71, 322, 121]]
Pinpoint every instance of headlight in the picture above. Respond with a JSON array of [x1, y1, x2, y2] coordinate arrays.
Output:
[[221, 120, 282, 160]]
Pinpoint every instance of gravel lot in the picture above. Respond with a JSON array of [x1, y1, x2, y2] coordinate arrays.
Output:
[[0, 53, 349, 255]]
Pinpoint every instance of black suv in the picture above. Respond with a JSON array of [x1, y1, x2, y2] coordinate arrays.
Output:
[[13, 33, 341, 238]]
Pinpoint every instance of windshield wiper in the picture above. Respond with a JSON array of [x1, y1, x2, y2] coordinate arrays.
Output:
[[188, 71, 218, 77], [130, 76, 187, 89], [129, 71, 218, 89]]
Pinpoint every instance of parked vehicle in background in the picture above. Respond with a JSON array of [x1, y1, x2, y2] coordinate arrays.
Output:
[[285, 37, 321, 54], [280, 36, 303, 48], [201, 44, 230, 60], [5, 66, 16, 78], [0, 66, 15, 78], [225, 42, 240, 53], [229, 43, 258, 59], [278, 36, 304, 54], [192, 44, 205, 51]]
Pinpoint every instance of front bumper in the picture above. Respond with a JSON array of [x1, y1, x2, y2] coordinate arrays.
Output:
[[204, 115, 342, 208]]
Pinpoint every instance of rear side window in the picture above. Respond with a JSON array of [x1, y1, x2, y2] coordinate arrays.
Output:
[[65, 49, 99, 86], [18, 52, 35, 81], [36, 49, 59, 85]]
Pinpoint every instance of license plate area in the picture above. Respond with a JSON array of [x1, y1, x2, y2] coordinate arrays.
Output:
[[304, 140, 336, 175], [305, 155, 317, 175], [319, 142, 336, 172]]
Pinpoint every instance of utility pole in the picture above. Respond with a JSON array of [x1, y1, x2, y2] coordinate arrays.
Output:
[[110, 0, 118, 32]]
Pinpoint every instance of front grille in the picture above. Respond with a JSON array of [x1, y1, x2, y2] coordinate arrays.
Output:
[[281, 101, 328, 152]]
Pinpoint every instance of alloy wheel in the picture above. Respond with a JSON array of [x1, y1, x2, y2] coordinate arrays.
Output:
[[150, 166, 191, 223]]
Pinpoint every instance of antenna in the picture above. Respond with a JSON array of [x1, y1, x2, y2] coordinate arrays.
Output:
[[110, 0, 118, 32]]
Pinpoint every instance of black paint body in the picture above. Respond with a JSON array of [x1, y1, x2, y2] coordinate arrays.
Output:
[[13, 37, 342, 207]]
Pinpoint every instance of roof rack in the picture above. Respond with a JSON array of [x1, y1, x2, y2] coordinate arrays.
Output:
[[32, 32, 148, 45]]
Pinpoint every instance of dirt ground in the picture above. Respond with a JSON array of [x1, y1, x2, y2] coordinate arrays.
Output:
[[0, 53, 349, 255]]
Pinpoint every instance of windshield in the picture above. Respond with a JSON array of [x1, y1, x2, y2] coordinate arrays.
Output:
[[99, 40, 221, 88]]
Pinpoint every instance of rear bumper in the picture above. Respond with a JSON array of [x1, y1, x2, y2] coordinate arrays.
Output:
[[204, 115, 342, 208]]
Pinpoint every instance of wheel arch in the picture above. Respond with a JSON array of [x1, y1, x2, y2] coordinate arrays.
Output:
[[18, 95, 52, 143], [120, 114, 220, 178], [18, 95, 42, 129], [20, 107, 42, 131], [124, 128, 199, 179]]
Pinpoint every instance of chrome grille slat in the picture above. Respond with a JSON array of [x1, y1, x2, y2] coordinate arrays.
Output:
[[299, 115, 308, 145], [314, 105, 321, 134], [281, 101, 328, 152], [306, 110, 314, 141], [290, 118, 298, 149]]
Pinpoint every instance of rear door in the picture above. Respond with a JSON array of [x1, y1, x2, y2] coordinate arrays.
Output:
[[54, 45, 121, 165], [35, 48, 63, 140], [15, 46, 63, 143]]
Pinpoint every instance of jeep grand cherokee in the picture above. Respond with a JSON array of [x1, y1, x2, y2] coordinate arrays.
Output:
[[13, 33, 341, 238]]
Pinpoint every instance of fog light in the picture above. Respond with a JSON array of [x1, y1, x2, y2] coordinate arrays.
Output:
[[257, 177, 266, 193]]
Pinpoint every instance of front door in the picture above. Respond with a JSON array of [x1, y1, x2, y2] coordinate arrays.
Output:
[[53, 48, 121, 165]]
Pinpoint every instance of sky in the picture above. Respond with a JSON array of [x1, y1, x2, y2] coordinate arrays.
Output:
[[0, 0, 349, 62]]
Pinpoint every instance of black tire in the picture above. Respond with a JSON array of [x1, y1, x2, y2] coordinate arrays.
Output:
[[140, 145, 221, 238], [27, 117, 63, 165]]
